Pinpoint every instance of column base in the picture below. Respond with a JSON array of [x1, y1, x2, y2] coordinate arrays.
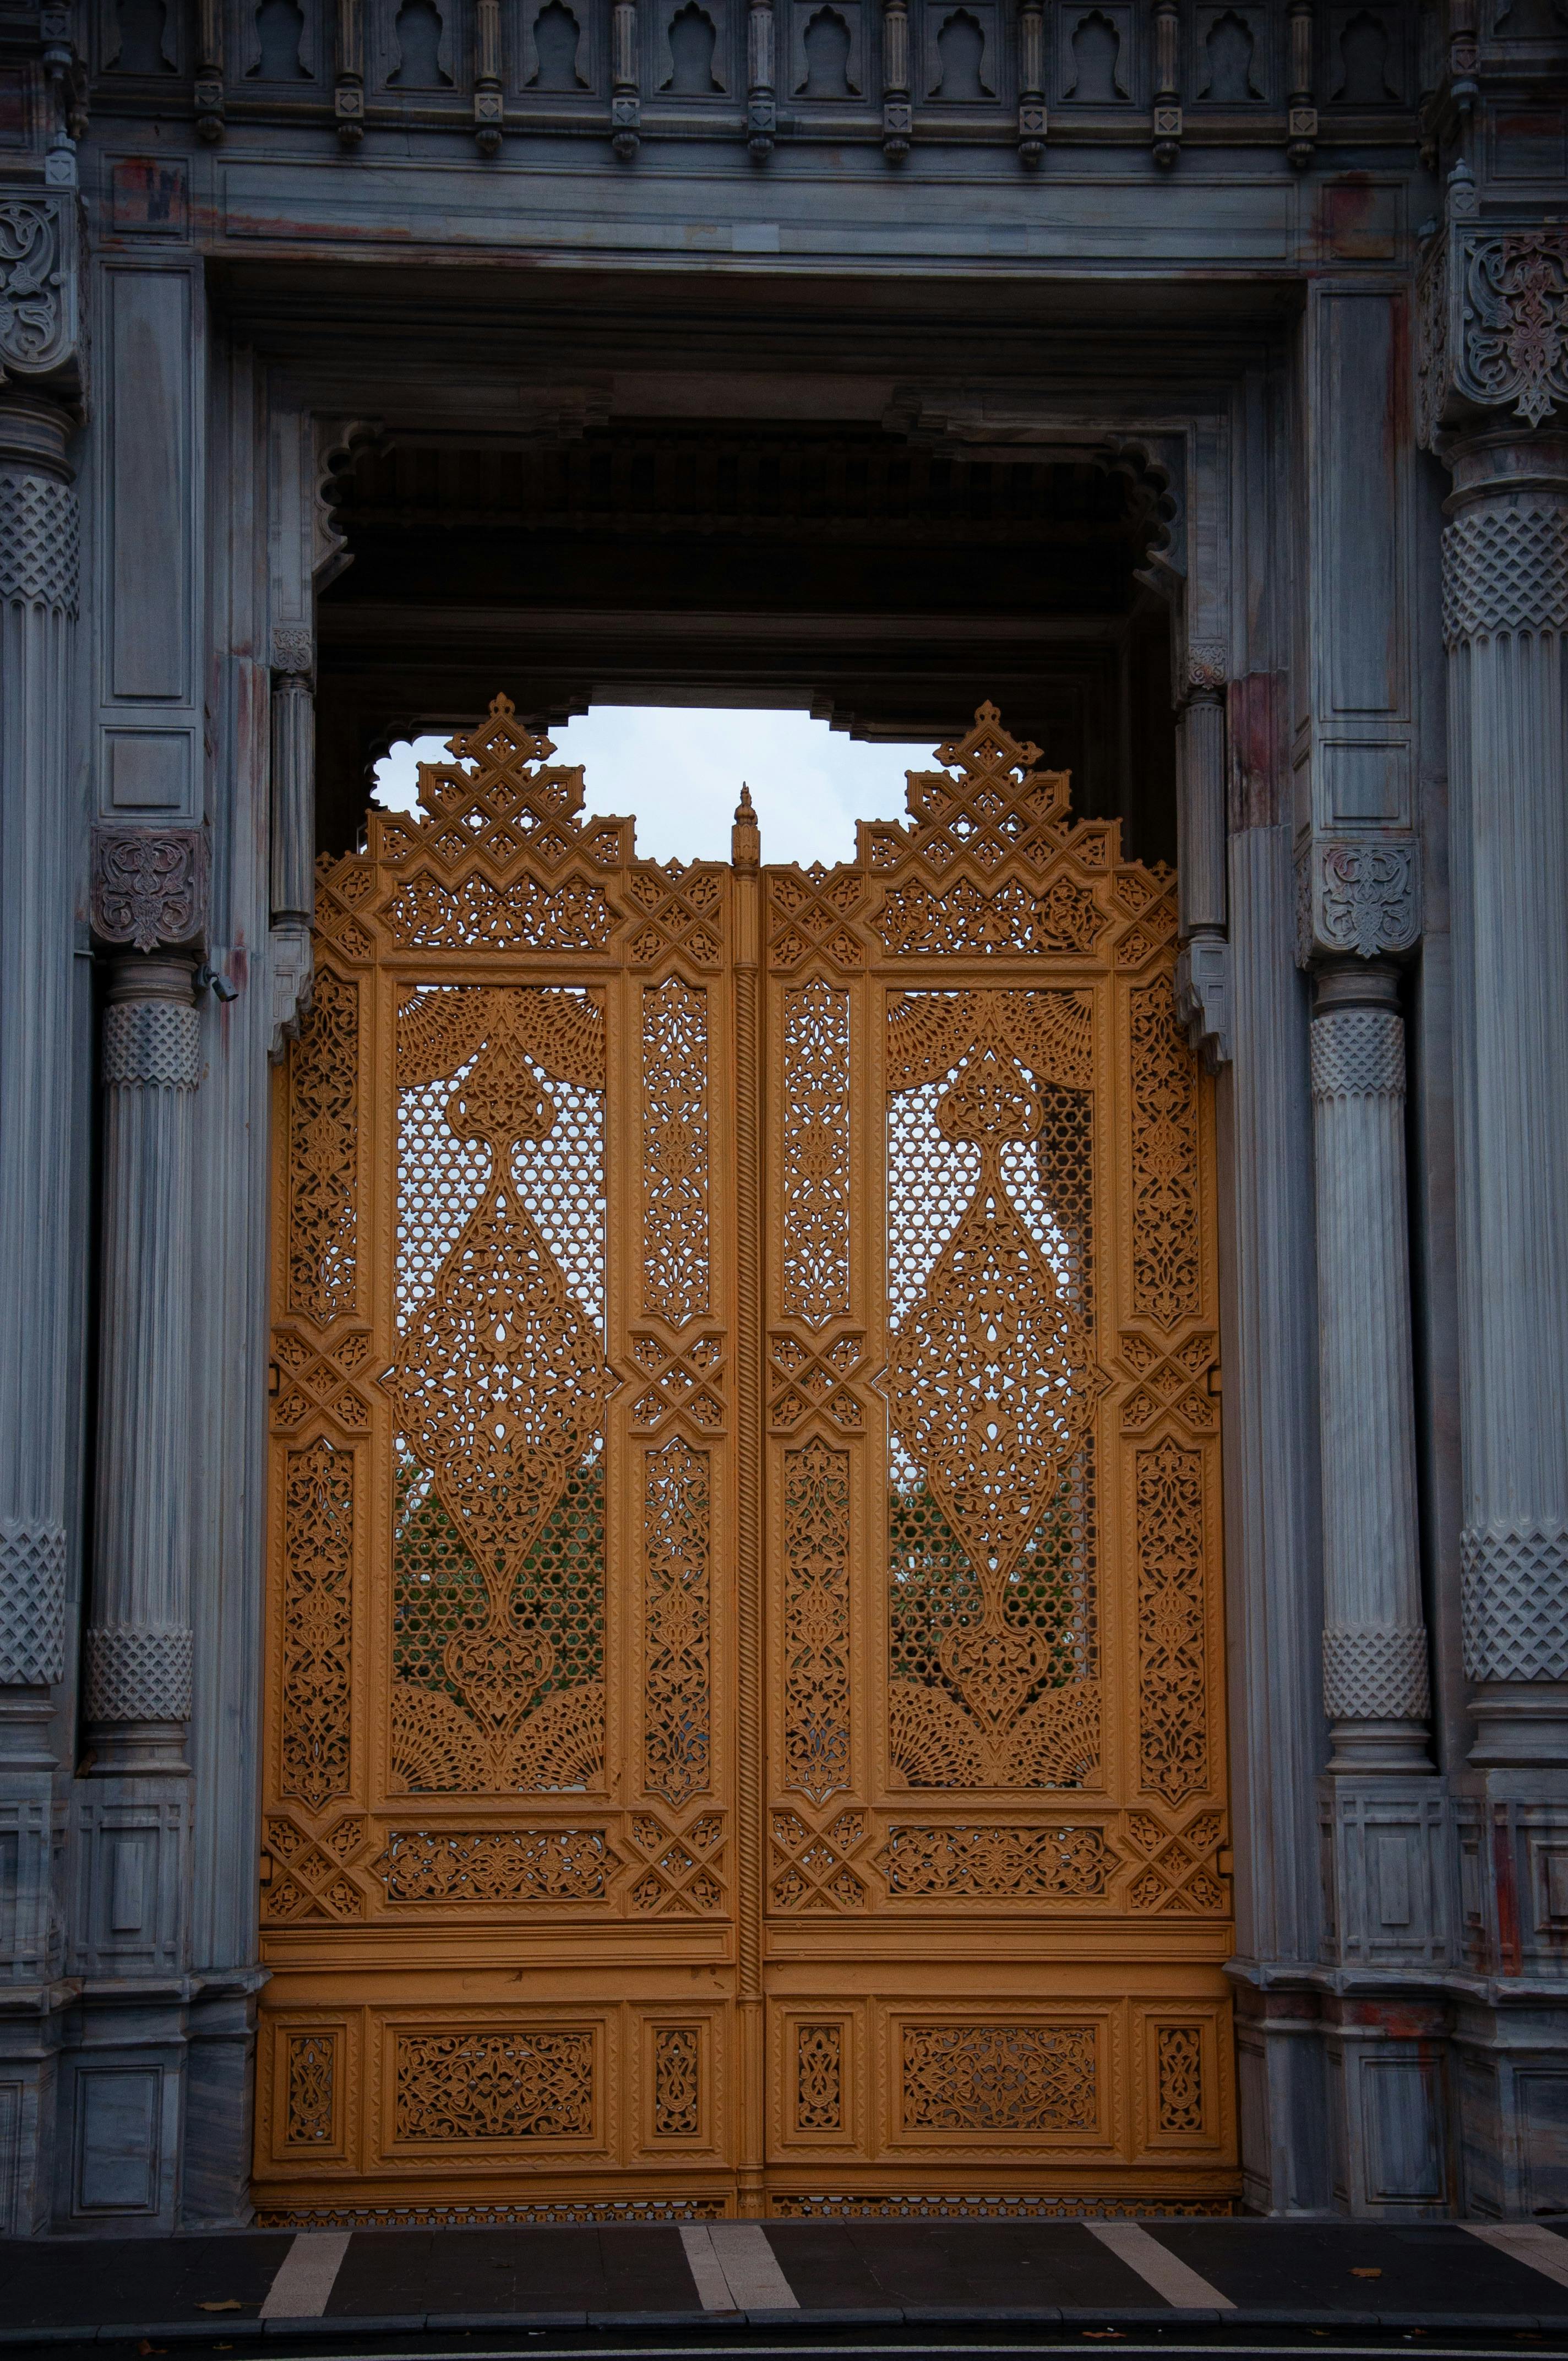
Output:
[[1327, 1717, 1433, 1774], [83, 1721, 190, 1776], [1468, 1681, 1568, 1766]]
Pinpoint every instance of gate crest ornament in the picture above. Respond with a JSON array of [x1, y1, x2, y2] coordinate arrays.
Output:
[[262, 696, 1232, 2216]]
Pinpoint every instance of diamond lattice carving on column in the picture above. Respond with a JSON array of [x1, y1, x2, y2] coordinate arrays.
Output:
[[0, 1517, 67, 1685]]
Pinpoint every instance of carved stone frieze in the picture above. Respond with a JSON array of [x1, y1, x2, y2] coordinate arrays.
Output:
[[1419, 226, 1568, 447], [0, 1516, 67, 1686], [0, 472, 79, 612], [1296, 837, 1420, 966], [91, 828, 208, 955], [0, 201, 79, 384]]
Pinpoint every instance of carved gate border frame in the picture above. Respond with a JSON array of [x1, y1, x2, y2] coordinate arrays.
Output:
[[190, 344, 1324, 2221]]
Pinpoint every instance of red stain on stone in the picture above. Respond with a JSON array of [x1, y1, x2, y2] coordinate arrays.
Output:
[[1227, 669, 1287, 830], [1493, 1809, 1522, 1977]]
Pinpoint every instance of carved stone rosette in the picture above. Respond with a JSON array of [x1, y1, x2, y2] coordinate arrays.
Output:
[[91, 828, 209, 955]]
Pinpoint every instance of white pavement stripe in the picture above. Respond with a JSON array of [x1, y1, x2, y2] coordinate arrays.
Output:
[[1087, 2221, 1236, 2311], [1465, 2221, 1568, 2293], [679, 2225, 742, 2311], [259, 2230, 352, 2320], [705, 2223, 801, 2311]]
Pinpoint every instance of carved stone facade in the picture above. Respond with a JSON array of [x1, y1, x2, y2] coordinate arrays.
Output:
[[0, 0, 1565, 2240]]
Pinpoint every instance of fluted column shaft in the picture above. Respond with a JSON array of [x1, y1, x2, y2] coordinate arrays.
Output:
[[1444, 431, 1568, 1764], [0, 395, 79, 1756], [1310, 963, 1431, 1770], [87, 956, 201, 1772]]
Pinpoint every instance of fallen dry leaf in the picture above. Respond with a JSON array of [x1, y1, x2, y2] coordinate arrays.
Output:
[[1351, 2267, 1383, 2279], [198, 2302, 243, 2314]]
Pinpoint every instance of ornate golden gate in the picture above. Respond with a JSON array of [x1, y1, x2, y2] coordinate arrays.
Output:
[[256, 698, 1235, 2222]]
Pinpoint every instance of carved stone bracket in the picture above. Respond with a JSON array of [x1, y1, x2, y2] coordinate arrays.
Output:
[[91, 828, 208, 955], [0, 200, 80, 389], [1173, 938, 1231, 1073], [1296, 836, 1420, 967], [1419, 225, 1568, 448], [269, 924, 314, 1063]]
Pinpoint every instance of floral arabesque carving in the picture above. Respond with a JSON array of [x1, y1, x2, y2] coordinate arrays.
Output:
[[877, 1822, 1108, 1899], [373, 1826, 617, 1903], [1156, 2026, 1205, 2133], [1135, 1439, 1210, 1806], [642, 1439, 711, 1809], [393, 2027, 596, 2142], [263, 1814, 369, 1923], [641, 980, 710, 1325], [769, 1331, 864, 1433], [1122, 1805, 1227, 1913], [780, 980, 852, 1324], [782, 1437, 852, 1805], [279, 1438, 355, 1811], [286, 969, 359, 1327], [770, 1807, 870, 1910], [900, 2022, 1098, 2133], [795, 2023, 843, 2131], [652, 2027, 700, 2137], [1128, 982, 1201, 1328], [624, 1809, 726, 1913]]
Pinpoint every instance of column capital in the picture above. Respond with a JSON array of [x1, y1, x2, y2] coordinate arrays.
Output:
[[1296, 839, 1421, 971], [1418, 225, 1568, 453], [91, 829, 209, 958], [0, 200, 82, 400]]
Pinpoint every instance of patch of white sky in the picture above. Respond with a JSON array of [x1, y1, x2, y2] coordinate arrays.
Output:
[[372, 704, 946, 871]]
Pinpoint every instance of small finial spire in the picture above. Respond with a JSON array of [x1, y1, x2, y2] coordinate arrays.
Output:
[[732, 781, 760, 873]]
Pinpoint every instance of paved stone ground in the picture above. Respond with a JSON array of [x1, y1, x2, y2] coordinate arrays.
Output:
[[3, 2218, 1568, 2351]]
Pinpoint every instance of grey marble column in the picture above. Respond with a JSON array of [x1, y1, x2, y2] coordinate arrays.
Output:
[[1310, 961, 1431, 1771], [1444, 431, 1568, 1766], [86, 956, 201, 1774], [0, 391, 78, 1976]]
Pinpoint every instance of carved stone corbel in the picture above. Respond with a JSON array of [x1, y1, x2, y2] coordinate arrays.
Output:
[[90, 827, 209, 955]]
